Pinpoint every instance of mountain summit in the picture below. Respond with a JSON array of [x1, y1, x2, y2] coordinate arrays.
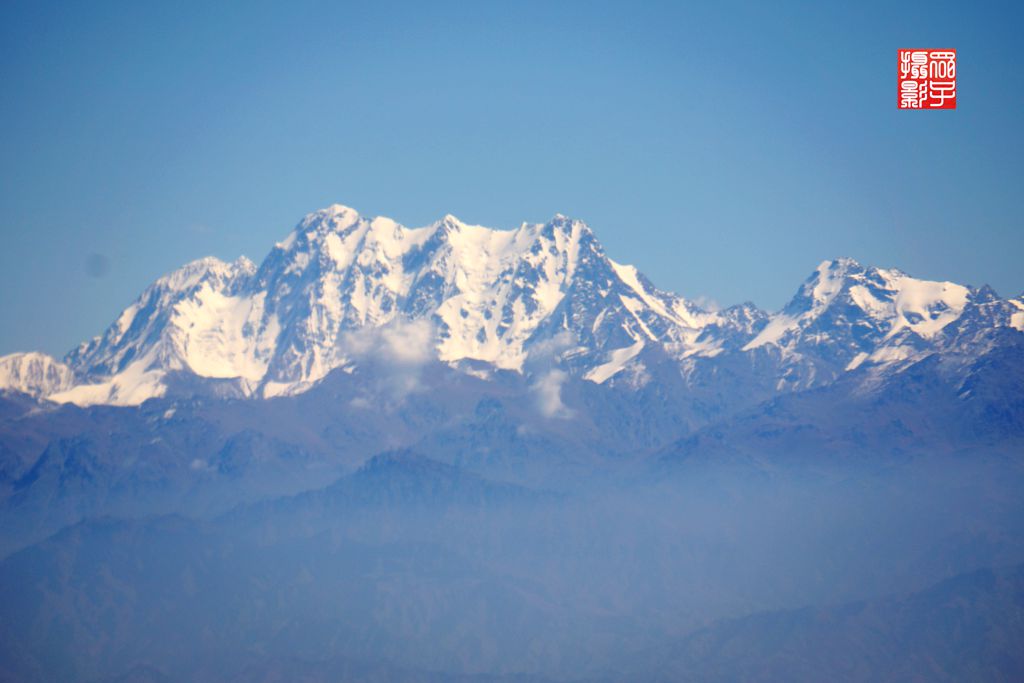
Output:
[[2, 204, 1022, 406]]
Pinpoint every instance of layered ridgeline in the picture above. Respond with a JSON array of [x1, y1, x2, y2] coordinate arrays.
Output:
[[2, 205, 1024, 683], [1, 203, 1022, 406]]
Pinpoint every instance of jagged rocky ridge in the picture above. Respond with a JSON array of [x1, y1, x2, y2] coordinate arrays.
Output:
[[1, 204, 1022, 406]]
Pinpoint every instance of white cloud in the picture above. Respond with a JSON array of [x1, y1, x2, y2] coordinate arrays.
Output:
[[341, 318, 437, 403], [691, 295, 721, 312], [343, 317, 435, 366], [525, 330, 576, 419], [534, 368, 573, 419]]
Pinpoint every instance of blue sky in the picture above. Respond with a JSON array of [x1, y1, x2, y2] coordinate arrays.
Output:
[[2, 0, 1022, 356]]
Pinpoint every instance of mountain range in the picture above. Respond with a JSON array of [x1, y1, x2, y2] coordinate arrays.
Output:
[[3, 203, 1021, 408], [2, 204, 1023, 682]]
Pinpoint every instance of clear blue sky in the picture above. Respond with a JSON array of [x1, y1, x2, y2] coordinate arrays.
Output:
[[2, 0, 1022, 357]]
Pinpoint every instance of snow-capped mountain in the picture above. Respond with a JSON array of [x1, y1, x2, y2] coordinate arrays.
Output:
[[741, 258, 1024, 389], [0, 352, 75, 398], [1, 204, 1022, 406]]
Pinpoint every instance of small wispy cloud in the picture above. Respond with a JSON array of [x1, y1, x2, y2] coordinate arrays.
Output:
[[525, 330, 576, 419], [691, 294, 721, 312]]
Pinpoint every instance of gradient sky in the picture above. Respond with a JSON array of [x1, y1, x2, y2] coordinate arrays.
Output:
[[2, 0, 1022, 357]]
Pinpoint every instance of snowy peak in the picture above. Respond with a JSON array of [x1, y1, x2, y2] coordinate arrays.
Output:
[[749, 258, 972, 350], [0, 352, 75, 398], [56, 254, 271, 405], [253, 208, 608, 383], [783, 258, 875, 313], [741, 258, 1019, 383], [66, 254, 261, 375], [790, 258, 970, 340], [155, 255, 256, 294], [428, 215, 595, 370]]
